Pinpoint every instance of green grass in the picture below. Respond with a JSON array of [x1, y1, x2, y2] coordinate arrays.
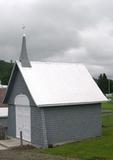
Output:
[[102, 102, 113, 110], [43, 115, 113, 160]]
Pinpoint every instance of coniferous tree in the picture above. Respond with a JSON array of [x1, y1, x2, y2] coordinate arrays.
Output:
[[0, 60, 14, 85], [97, 73, 109, 94]]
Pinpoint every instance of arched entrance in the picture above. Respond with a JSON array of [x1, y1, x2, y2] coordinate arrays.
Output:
[[15, 94, 31, 142]]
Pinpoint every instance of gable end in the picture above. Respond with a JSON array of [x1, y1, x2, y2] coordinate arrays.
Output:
[[3, 63, 36, 106]]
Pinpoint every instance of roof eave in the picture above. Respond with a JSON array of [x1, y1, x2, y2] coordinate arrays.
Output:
[[36, 99, 108, 108]]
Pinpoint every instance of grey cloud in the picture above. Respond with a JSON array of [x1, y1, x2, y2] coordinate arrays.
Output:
[[0, 0, 113, 78]]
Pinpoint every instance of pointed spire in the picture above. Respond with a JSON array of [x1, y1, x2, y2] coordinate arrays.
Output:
[[19, 34, 31, 67]]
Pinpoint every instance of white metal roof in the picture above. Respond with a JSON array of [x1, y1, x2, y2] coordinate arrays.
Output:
[[0, 85, 7, 88], [17, 61, 107, 107], [0, 108, 8, 117]]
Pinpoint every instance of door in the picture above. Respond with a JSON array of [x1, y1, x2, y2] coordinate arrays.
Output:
[[15, 94, 31, 142]]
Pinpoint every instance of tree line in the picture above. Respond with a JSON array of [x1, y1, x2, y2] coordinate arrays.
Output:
[[94, 73, 113, 94]]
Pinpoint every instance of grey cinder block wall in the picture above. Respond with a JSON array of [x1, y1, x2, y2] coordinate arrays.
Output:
[[44, 104, 101, 146], [0, 117, 8, 127], [8, 102, 101, 147], [31, 103, 101, 147]]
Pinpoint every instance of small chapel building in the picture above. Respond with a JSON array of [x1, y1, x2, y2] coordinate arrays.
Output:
[[4, 35, 107, 148]]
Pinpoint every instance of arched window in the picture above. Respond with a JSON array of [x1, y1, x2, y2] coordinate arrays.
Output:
[[15, 94, 30, 106]]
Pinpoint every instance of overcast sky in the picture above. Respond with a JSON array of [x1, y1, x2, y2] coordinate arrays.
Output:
[[0, 0, 113, 78]]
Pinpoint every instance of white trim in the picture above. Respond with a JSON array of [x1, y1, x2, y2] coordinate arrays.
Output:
[[37, 100, 107, 107], [15, 94, 30, 106], [40, 109, 48, 148], [3, 62, 17, 103]]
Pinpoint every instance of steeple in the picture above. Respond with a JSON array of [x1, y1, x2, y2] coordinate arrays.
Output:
[[19, 34, 31, 67]]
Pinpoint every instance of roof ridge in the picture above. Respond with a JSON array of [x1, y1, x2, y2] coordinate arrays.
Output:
[[16, 60, 84, 66]]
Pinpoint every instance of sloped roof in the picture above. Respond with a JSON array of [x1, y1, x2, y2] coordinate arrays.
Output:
[[16, 61, 107, 107], [0, 108, 8, 117]]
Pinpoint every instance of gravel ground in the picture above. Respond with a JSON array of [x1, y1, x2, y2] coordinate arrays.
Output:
[[0, 148, 79, 160]]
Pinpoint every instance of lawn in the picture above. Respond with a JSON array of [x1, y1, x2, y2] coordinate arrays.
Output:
[[102, 102, 113, 110], [43, 114, 113, 160]]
